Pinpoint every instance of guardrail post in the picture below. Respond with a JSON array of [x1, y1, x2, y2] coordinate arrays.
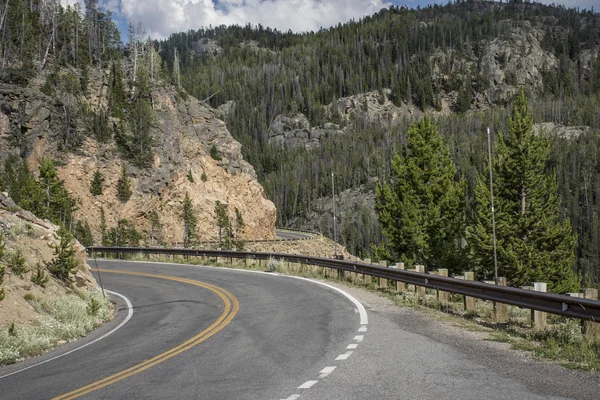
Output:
[[583, 288, 600, 341], [531, 282, 547, 330], [438, 269, 449, 305], [363, 258, 372, 286], [395, 263, 406, 293], [464, 272, 475, 312], [415, 265, 426, 298], [378, 260, 388, 290], [493, 277, 508, 323]]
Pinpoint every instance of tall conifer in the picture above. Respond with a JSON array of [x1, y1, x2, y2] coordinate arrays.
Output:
[[375, 116, 466, 271], [467, 90, 579, 293]]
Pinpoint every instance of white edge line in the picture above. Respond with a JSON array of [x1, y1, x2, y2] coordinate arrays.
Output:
[[98, 259, 369, 325], [287, 276, 368, 325], [0, 289, 133, 380]]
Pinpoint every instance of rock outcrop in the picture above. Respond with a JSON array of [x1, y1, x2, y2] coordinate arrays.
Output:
[[0, 67, 277, 245]]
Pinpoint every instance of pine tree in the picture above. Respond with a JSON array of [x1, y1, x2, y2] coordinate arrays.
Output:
[[100, 206, 108, 246], [38, 158, 76, 227], [90, 170, 104, 196], [149, 210, 163, 246], [375, 116, 466, 271], [467, 90, 579, 293], [116, 165, 132, 203], [0, 232, 5, 301], [48, 225, 79, 282], [214, 200, 230, 249], [182, 193, 197, 248]]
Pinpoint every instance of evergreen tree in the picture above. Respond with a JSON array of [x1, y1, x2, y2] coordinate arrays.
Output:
[[467, 90, 579, 293], [37, 158, 77, 227], [149, 210, 163, 246], [214, 200, 230, 249], [73, 220, 94, 246], [90, 170, 105, 196], [116, 165, 132, 203], [100, 206, 108, 246], [454, 82, 472, 113], [375, 116, 466, 271], [182, 193, 197, 248], [48, 226, 80, 282], [0, 232, 5, 301]]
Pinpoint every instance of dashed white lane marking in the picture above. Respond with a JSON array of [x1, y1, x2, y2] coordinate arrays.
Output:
[[358, 325, 368, 332], [335, 351, 353, 360], [0, 290, 133, 380], [281, 395, 301, 400], [319, 366, 337, 378], [298, 380, 318, 389], [354, 335, 364, 342], [346, 344, 358, 349]]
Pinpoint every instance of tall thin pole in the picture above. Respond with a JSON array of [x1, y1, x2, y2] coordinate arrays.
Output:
[[487, 127, 499, 284], [331, 172, 337, 253]]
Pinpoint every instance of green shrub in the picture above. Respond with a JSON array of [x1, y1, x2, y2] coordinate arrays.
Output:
[[87, 298, 101, 316], [31, 265, 49, 288], [201, 172, 208, 182], [47, 226, 79, 282], [8, 251, 29, 278], [210, 144, 222, 161], [8, 322, 15, 337], [266, 257, 282, 272], [23, 293, 35, 301], [187, 170, 194, 183]]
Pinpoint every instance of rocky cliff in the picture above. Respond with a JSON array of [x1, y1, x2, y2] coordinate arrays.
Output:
[[0, 67, 277, 245]]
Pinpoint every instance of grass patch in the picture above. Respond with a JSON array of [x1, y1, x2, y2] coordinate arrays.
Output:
[[0, 290, 112, 365]]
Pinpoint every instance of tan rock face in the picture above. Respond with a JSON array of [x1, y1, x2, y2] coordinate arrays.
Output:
[[56, 85, 276, 245]]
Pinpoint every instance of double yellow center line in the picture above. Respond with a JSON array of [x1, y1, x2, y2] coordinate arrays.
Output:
[[53, 269, 239, 400]]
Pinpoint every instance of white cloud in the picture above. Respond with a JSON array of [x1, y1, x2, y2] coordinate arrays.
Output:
[[116, 0, 393, 39]]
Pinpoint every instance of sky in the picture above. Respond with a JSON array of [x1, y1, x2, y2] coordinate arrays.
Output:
[[62, 0, 597, 41]]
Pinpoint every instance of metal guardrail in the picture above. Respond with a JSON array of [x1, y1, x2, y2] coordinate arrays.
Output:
[[87, 246, 600, 322]]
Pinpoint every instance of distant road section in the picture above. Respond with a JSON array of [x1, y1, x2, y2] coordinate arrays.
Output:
[[275, 229, 315, 240]]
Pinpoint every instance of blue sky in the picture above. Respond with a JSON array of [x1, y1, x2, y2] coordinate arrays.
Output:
[[72, 1, 595, 41]]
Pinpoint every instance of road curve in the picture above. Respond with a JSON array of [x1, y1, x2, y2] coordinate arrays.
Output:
[[275, 229, 314, 240], [0, 260, 362, 399]]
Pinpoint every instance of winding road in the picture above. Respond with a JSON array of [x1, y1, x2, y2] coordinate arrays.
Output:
[[275, 229, 314, 241], [0, 260, 598, 399]]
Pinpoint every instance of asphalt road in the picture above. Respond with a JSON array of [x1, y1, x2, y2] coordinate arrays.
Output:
[[0, 260, 362, 399], [275, 229, 314, 240], [1, 260, 598, 399]]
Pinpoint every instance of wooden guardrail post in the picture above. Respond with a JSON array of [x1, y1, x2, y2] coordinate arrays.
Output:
[[415, 265, 426, 297], [438, 269, 449, 304], [583, 288, 600, 341], [395, 263, 406, 293], [379, 260, 388, 290], [463, 272, 475, 312], [363, 258, 372, 286], [531, 282, 547, 330], [494, 277, 508, 323]]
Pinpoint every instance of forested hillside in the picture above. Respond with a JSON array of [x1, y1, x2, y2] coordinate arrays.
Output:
[[159, 1, 600, 285]]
